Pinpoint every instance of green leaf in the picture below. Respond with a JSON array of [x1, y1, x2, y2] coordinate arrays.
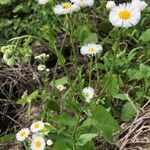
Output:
[[83, 33, 98, 45], [91, 105, 121, 143], [17, 90, 39, 105], [122, 102, 137, 122], [139, 64, 150, 78], [0, 134, 15, 143], [54, 48, 66, 65], [54, 141, 69, 150], [52, 114, 76, 126], [51, 76, 68, 87], [139, 29, 150, 42], [113, 93, 127, 100], [77, 133, 97, 146], [104, 74, 119, 96]]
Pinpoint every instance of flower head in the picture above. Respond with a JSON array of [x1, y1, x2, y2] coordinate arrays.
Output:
[[37, 64, 46, 71], [80, 43, 103, 56], [54, 2, 80, 15], [132, 0, 148, 11], [82, 87, 95, 103], [31, 136, 45, 150], [47, 139, 53, 146], [71, 0, 94, 8], [109, 3, 141, 28], [106, 1, 116, 10], [36, 0, 49, 5], [30, 121, 44, 133], [16, 128, 30, 142]]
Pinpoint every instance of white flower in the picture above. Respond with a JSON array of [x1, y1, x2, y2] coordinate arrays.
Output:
[[31, 136, 45, 150], [16, 128, 30, 142], [35, 53, 49, 60], [47, 139, 53, 146], [56, 84, 66, 91], [80, 43, 103, 56], [71, 0, 94, 7], [132, 0, 148, 11], [109, 3, 141, 28], [30, 121, 44, 133], [82, 87, 95, 103], [37, 64, 46, 71], [36, 0, 49, 5], [54, 2, 80, 15], [106, 1, 116, 10]]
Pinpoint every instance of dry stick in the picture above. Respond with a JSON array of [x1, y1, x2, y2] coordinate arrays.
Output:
[[0, 111, 22, 126]]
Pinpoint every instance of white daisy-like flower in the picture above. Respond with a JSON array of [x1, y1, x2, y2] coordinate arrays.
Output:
[[82, 87, 95, 103], [56, 84, 66, 91], [31, 136, 45, 150], [80, 43, 103, 56], [106, 1, 116, 10], [109, 3, 141, 28], [16, 128, 30, 142], [30, 121, 44, 133], [71, 0, 94, 8], [36, 0, 49, 5], [47, 139, 53, 146], [132, 0, 148, 11], [37, 64, 46, 71], [54, 2, 80, 15]]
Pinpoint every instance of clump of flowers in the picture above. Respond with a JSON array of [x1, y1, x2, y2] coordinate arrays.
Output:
[[16, 121, 53, 150], [82, 87, 95, 103], [80, 43, 103, 56]]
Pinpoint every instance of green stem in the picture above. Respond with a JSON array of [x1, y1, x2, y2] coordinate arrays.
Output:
[[23, 141, 28, 150], [27, 102, 31, 121], [72, 115, 80, 150], [89, 57, 93, 86]]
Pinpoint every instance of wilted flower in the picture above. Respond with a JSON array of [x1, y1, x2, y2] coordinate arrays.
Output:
[[80, 43, 103, 56], [71, 0, 94, 8], [30, 121, 44, 133], [35, 53, 49, 61], [131, 0, 148, 11], [56, 84, 66, 91], [16, 128, 30, 142], [82, 87, 95, 103], [106, 1, 116, 10], [47, 139, 53, 146], [31, 136, 45, 150], [109, 3, 141, 28], [36, 0, 49, 5], [37, 64, 46, 71], [54, 2, 80, 15]]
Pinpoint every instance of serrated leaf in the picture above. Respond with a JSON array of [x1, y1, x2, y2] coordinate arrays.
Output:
[[17, 90, 39, 105], [139, 29, 150, 42], [83, 33, 98, 44], [77, 133, 97, 146], [122, 102, 137, 122], [0, 134, 15, 143], [91, 105, 121, 143]]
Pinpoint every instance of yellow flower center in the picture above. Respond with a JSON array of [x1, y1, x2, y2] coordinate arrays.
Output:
[[35, 141, 41, 148], [62, 3, 72, 9], [119, 10, 131, 20], [34, 123, 39, 129], [19, 131, 26, 137], [88, 48, 95, 53]]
